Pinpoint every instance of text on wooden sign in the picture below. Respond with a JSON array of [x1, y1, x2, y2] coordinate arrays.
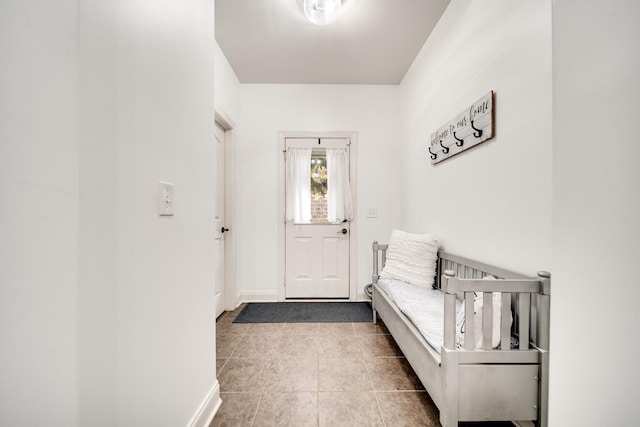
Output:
[[429, 91, 494, 164]]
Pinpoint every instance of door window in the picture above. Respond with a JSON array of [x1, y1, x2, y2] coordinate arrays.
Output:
[[286, 142, 352, 225], [310, 149, 328, 223]]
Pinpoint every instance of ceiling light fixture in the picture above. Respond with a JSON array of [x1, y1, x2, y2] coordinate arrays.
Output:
[[303, 0, 342, 26]]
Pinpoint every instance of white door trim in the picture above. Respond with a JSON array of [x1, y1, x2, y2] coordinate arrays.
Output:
[[277, 131, 358, 302], [215, 106, 239, 311]]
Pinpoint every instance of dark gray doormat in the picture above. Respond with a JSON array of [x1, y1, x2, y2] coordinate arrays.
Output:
[[232, 302, 373, 323]]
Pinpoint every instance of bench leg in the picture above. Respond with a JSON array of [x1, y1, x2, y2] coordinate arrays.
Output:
[[372, 290, 377, 324], [439, 414, 457, 427], [441, 350, 459, 427]]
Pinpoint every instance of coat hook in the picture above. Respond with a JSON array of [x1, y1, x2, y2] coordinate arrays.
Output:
[[428, 146, 437, 160], [439, 140, 450, 154], [471, 120, 483, 138], [453, 132, 464, 147]]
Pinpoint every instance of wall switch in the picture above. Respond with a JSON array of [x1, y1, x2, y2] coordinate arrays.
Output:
[[158, 181, 174, 216], [367, 207, 378, 218]]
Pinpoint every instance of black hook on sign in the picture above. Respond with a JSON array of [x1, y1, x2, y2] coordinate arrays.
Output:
[[428, 146, 437, 160], [471, 120, 483, 138], [453, 132, 464, 147], [439, 140, 450, 154]]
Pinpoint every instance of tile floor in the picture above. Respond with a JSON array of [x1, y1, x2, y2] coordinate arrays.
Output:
[[212, 305, 514, 427]]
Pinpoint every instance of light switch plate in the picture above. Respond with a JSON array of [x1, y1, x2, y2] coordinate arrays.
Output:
[[367, 207, 378, 218], [158, 181, 174, 216]]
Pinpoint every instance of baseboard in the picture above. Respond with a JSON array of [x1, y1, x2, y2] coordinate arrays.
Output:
[[240, 292, 371, 303], [187, 381, 221, 427], [356, 291, 371, 302], [239, 291, 278, 302]]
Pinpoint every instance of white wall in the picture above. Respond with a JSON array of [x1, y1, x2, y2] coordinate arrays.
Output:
[[77, 1, 119, 422], [1, 1, 219, 426], [215, 41, 241, 122], [398, 0, 640, 424], [85, 1, 217, 426], [237, 84, 400, 299], [0, 2, 79, 425], [398, 0, 553, 276], [550, 1, 640, 425]]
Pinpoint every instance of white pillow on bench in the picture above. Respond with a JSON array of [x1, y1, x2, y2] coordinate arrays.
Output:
[[379, 229, 438, 287], [455, 275, 513, 349]]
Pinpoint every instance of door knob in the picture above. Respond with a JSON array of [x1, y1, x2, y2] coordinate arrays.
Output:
[[337, 228, 348, 235], [221, 227, 229, 233]]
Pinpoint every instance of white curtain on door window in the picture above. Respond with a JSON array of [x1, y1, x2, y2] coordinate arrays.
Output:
[[326, 148, 353, 223], [285, 148, 312, 223]]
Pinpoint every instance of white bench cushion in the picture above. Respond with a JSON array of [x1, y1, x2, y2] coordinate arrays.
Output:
[[378, 277, 460, 353]]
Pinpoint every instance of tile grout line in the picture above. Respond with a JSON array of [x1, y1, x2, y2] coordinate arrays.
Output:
[[215, 316, 428, 426], [362, 350, 387, 427], [216, 357, 230, 377], [250, 340, 272, 427], [349, 322, 356, 336], [249, 392, 263, 427], [317, 348, 321, 426], [225, 334, 243, 359], [371, 391, 387, 427]]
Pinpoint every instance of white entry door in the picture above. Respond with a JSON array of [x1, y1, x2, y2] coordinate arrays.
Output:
[[285, 138, 352, 299], [214, 121, 226, 317]]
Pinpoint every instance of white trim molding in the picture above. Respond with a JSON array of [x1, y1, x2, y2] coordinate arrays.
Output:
[[356, 291, 370, 302], [187, 381, 221, 427], [240, 292, 278, 303], [215, 106, 239, 312]]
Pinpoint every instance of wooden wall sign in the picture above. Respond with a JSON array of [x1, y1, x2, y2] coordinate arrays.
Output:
[[429, 91, 494, 164]]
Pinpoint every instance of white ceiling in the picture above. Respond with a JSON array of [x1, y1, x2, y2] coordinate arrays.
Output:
[[215, 0, 451, 84]]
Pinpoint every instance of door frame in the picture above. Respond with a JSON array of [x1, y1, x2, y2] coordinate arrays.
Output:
[[277, 131, 358, 302], [215, 107, 238, 312]]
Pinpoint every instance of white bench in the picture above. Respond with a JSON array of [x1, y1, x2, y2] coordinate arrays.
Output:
[[372, 242, 550, 427]]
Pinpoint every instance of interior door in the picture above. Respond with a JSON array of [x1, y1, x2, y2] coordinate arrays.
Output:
[[214, 121, 226, 317], [285, 138, 351, 299]]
